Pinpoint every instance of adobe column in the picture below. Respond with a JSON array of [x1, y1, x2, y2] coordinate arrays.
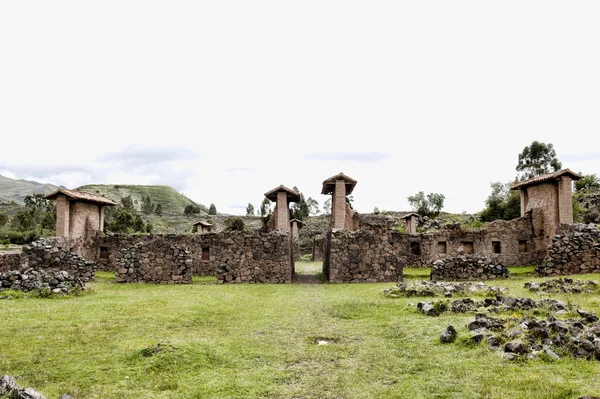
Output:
[[277, 191, 290, 232], [321, 173, 357, 230], [557, 176, 574, 224], [55, 195, 70, 237]]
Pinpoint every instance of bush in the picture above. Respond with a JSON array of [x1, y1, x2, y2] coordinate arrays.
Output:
[[225, 216, 245, 231]]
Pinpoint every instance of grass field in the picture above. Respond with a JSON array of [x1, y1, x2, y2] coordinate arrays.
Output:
[[1, 262, 600, 398]]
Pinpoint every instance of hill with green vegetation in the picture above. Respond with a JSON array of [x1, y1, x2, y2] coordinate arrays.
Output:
[[77, 184, 208, 215], [0, 175, 59, 204]]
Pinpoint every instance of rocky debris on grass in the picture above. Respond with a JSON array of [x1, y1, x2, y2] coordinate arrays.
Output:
[[431, 255, 509, 281], [525, 278, 600, 294], [416, 295, 575, 317], [0, 375, 47, 399], [0, 269, 87, 298], [22, 238, 96, 282], [457, 311, 600, 361], [384, 280, 508, 298], [440, 325, 457, 343]]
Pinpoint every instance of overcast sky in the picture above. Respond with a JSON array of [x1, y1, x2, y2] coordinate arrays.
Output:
[[1, 1, 599, 215]]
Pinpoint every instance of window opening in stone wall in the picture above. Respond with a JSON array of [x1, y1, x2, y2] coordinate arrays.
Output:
[[410, 241, 421, 255], [99, 246, 109, 260], [202, 247, 210, 261], [492, 241, 501, 254], [461, 241, 474, 254], [518, 240, 528, 253], [437, 241, 447, 254]]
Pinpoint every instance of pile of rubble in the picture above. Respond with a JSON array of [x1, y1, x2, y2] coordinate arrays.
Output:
[[0, 375, 73, 399], [0, 268, 86, 298], [525, 278, 600, 294], [384, 280, 508, 298]]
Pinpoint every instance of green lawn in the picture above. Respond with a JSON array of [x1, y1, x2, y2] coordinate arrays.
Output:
[[1, 263, 600, 398]]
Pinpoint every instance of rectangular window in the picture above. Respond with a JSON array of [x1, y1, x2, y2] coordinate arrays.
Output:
[[410, 241, 421, 255], [202, 247, 210, 261], [99, 246, 109, 260], [492, 241, 501, 254], [518, 240, 528, 253], [437, 241, 447, 254], [461, 241, 474, 254]]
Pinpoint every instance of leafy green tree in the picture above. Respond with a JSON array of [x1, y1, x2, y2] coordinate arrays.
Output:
[[322, 198, 331, 214], [0, 213, 8, 228], [141, 195, 154, 214], [155, 203, 163, 215], [575, 174, 600, 193], [184, 204, 201, 215], [516, 141, 562, 180], [407, 192, 445, 218], [306, 197, 319, 215], [41, 213, 55, 230], [290, 187, 309, 221], [225, 216, 245, 231], [146, 222, 153, 233], [120, 195, 135, 211], [208, 203, 217, 215], [12, 210, 34, 231], [260, 197, 271, 217], [246, 203, 255, 216], [479, 182, 521, 222]]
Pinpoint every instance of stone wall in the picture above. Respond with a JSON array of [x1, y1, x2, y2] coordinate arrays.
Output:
[[325, 229, 402, 283], [0, 238, 96, 282], [430, 255, 509, 281], [216, 231, 293, 283], [0, 253, 22, 273], [116, 238, 193, 284], [536, 223, 600, 276], [524, 183, 559, 250]]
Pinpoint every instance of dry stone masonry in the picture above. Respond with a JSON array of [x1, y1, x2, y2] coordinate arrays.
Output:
[[431, 255, 509, 281], [525, 278, 600, 294], [0, 269, 86, 297], [537, 223, 600, 276], [216, 231, 293, 283], [116, 238, 193, 284], [384, 280, 508, 298]]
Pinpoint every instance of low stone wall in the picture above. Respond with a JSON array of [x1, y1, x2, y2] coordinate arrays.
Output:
[[216, 231, 293, 283], [325, 229, 402, 283], [431, 255, 509, 281], [0, 269, 87, 296], [0, 253, 22, 273], [0, 238, 96, 282], [116, 238, 193, 284], [536, 224, 600, 276]]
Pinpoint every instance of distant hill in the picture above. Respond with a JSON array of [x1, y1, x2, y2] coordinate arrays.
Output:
[[0, 175, 59, 203], [76, 184, 208, 215]]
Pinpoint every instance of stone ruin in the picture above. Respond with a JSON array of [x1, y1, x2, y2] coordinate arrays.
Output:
[[430, 255, 509, 281], [116, 238, 193, 284], [0, 269, 86, 298], [0, 375, 74, 399]]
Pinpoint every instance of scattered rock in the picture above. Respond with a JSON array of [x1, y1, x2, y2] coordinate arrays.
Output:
[[385, 280, 508, 298], [440, 325, 457, 343]]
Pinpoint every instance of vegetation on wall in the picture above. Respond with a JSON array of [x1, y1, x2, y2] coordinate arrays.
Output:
[[479, 182, 521, 223], [407, 191, 445, 218]]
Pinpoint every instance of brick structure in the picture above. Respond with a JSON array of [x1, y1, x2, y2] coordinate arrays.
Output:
[[192, 220, 213, 234], [264, 185, 300, 232], [511, 169, 582, 250], [45, 188, 116, 239], [321, 173, 357, 230], [402, 213, 419, 234]]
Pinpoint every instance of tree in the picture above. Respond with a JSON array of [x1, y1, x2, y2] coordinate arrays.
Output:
[[260, 197, 271, 217], [155, 203, 163, 215], [575, 174, 600, 193], [407, 191, 445, 218], [184, 204, 201, 215], [516, 141, 562, 180], [141, 195, 154, 214], [479, 182, 521, 222], [208, 203, 217, 215], [225, 216, 245, 231], [323, 198, 331, 214], [0, 213, 7, 228], [290, 187, 309, 221], [246, 203, 255, 216], [120, 195, 135, 211], [306, 197, 319, 215]]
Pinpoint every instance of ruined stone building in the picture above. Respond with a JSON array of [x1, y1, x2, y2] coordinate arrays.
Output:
[[45, 188, 116, 239], [192, 220, 213, 234]]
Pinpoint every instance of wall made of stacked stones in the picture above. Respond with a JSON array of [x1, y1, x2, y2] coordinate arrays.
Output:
[[536, 223, 600, 276], [216, 231, 293, 283], [325, 228, 402, 283], [116, 238, 193, 284], [430, 255, 509, 281], [0, 253, 22, 273]]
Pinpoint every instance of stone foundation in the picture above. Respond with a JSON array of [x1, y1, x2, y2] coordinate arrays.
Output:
[[431, 255, 509, 281], [116, 238, 193, 284], [536, 224, 600, 276]]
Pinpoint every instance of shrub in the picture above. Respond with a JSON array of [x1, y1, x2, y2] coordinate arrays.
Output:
[[225, 216, 245, 231]]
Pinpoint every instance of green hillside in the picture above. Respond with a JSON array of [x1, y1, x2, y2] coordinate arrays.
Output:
[[0, 175, 59, 204], [76, 184, 208, 215]]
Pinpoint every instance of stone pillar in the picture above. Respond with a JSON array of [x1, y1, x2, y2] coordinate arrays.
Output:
[[557, 176, 574, 224], [333, 180, 347, 229], [55, 195, 70, 237], [291, 220, 299, 240], [520, 190, 528, 217], [276, 191, 290, 232]]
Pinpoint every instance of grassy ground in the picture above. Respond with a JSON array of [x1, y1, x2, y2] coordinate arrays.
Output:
[[1, 263, 600, 398]]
